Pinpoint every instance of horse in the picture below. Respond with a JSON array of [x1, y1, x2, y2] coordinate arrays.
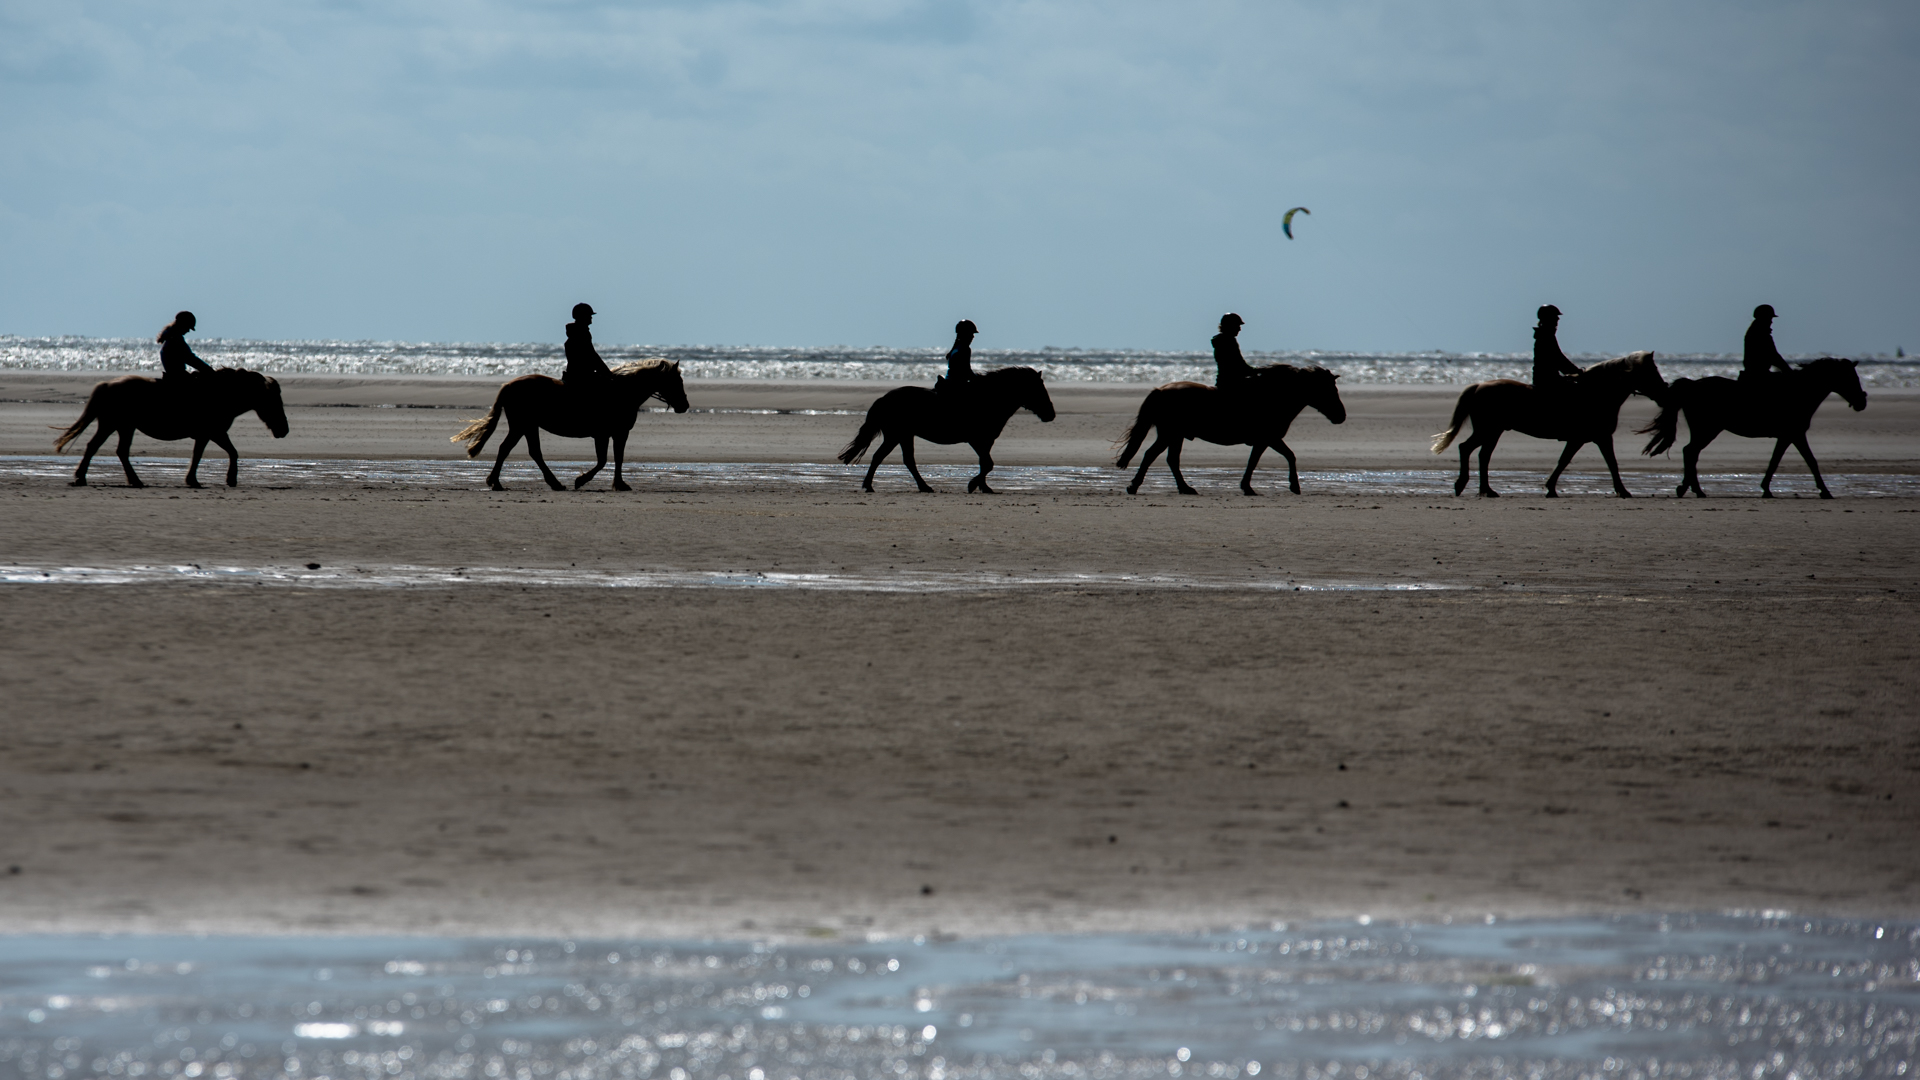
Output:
[[1430, 351, 1666, 498], [1639, 357, 1866, 499], [837, 366, 1056, 493], [1113, 365, 1347, 496], [53, 368, 289, 488], [452, 360, 690, 491]]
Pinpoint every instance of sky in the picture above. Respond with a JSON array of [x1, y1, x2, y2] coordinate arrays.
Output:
[[2, 0, 1916, 354]]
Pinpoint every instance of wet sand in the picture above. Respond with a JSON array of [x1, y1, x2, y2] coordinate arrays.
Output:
[[0, 373, 1916, 939]]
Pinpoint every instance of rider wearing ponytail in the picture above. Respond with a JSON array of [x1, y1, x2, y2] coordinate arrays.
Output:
[[1212, 313, 1252, 385], [157, 311, 215, 382], [1742, 305, 1792, 381], [1532, 304, 1581, 397]]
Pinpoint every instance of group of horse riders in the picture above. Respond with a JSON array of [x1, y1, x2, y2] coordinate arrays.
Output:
[[67, 297, 1863, 498]]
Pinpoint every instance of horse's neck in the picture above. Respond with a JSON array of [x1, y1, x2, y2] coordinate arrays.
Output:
[[1580, 366, 1636, 403]]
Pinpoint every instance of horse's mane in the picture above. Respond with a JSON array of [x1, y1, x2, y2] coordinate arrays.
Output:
[[1577, 351, 1656, 381], [611, 358, 676, 376], [1247, 363, 1332, 385], [1795, 356, 1853, 374], [981, 364, 1041, 380]]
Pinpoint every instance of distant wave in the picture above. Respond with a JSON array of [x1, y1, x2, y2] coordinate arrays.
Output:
[[4, 336, 1915, 386]]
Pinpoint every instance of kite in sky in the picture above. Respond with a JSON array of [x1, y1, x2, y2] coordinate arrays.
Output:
[[1282, 206, 1310, 239]]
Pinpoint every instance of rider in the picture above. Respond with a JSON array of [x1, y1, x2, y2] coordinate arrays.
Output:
[[1212, 313, 1253, 385], [1741, 304, 1793, 382], [157, 311, 215, 387], [563, 303, 612, 390], [937, 319, 978, 394], [1532, 304, 1582, 399]]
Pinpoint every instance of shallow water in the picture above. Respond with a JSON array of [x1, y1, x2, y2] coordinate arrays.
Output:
[[4, 456, 1915, 500], [7, 336, 1917, 388], [3, 916, 1915, 1079]]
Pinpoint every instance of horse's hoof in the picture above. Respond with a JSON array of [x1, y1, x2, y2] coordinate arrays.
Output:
[[68, 479, 86, 487], [1760, 491, 1775, 499], [226, 479, 238, 488], [184, 480, 202, 489], [1616, 491, 1633, 499], [1544, 489, 1559, 499], [612, 481, 631, 492], [1177, 486, 1199, 496], [1482, 489, 1500, 498], [573, 477, 589, 490], [978, 485, 996, 495], [1818, 490, 1834, 500], [1289, 485, 1301, 495], [1241, 488, 1261, 497], [917, 486, 935, 494], [1125, 485, 1139, 495]]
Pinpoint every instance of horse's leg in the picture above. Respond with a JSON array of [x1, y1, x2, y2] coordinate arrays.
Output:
[[1760, 438, 1792, 499], [1793, 435, 1833, 499], [862, 437, 896, 493], [211, 432, 242, 487], [967, 443, 996, 494], [1126, 434, 1167, 495], [1476, 431, 1503, 497], [114, 428, 143, 488], [1166, 439, 1198, 496], [1595, 436, 1631, 498], [574, 436, 607, 490], [1544, 440, 1583, 498], [72, 424, 113, 486], [184, 438, 208, 489], [486, 427, 521, 491], [524, 429, 566, 491], [1454, 431, 1479, 496], [1239, 445, 1266, 496], [900, 439, 935, 493], [1275, 438, 1300, 494], [1677, 427, 1715, 497], [611, 431, 631, 492]]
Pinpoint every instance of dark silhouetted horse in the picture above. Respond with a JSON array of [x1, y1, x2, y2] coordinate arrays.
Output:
[[1431, 352, 1666, 498], [54, 368, 289, 488], [1114, 365, 1347, 495], [837, 366, 1055, 493], [453, 360, 690, 491], [1640, 357, 1866, 498]]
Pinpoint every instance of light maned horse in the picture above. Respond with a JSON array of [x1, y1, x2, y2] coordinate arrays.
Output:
[[837, 366, 1056, 493], [1640, 357, 1866, 498], [452, 360, 690, 491], [1431, 352, 1666, 497], [1113, 365, 1347, 495], [53, 368, 289, 488]]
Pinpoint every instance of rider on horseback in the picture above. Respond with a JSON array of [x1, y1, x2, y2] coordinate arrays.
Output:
[[1213, 313, 1252, 385], [1741, 304, 1793, 384], [1532, 305, 1581, 400], [157, 311, 214, 392], [935, 319, 978, 396], [563, 303, 613, 391]]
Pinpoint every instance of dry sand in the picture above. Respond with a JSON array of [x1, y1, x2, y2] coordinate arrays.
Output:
[[0, 371, 1915, 940]]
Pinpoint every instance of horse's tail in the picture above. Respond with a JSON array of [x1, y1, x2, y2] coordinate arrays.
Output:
[[1113, 391, 1159, 468], [838, 410, 882, 465], [1638, 377, 1692, 456], [451, 386, 507, 457], [52, 385, 104, 452], [1430, 386, 1474, 453]]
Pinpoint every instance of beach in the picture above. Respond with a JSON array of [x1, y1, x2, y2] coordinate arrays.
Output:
[[1, 373, 1915, 940]]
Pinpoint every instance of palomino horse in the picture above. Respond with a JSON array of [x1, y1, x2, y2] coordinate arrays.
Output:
[[453, 360, 690, 491], [1431, 352, 1666, 498], [1640, 357, 1866, 499], [54, 368, 289, 488], [837, 366, 1056, 493], [1114, 365, 1346, 495]]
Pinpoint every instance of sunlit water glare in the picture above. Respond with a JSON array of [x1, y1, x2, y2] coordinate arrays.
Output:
[[3, 916, 1914, 1079]]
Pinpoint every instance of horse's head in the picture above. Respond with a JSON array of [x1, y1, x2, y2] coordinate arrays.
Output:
[[655, 360, 691, 413], [1304, 366, 1346, 424], [1624, 351, 1668, 406], [614, 358, 691, 413], [1812, 357, 1867, 412], [996, 366, 1055, 421], [217, 367, 289, 438]]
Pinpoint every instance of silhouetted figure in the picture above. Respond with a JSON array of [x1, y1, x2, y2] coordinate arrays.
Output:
[[1212, 313, 1252, 384], [157, 311, 215, 384], [56, 367, 288, 488], [454, 360, 690, 491], [563, 303, 612, 388], [1741, 304, 1792, 382], [1432, 352, 1667, 498], [1642, 357, 1865, 499], [840, 367, 1055, 493], [936, 320, 978, 394], [1532, 305, 1582, 397], [1116, 365, 1346, 496]]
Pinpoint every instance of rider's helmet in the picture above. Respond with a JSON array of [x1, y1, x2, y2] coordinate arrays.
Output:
[[955, 319, 978, 336], [572, 303, 595, 321], [1753, 304, 1776, 320], [1219, 312, 1244, 330], [1537, 304, 1562, 322]]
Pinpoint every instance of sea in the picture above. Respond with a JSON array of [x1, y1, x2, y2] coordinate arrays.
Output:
[[2, 916, 1914, 1080], [4, 337, 1917, 388]]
